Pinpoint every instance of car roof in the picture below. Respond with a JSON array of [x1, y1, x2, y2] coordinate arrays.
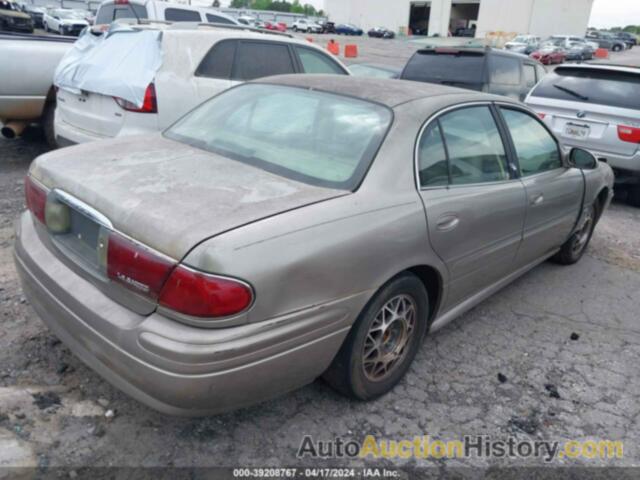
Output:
[[559, 63, 640, 75], [254, 74, 511, 108], [416, 46, 528, 60]]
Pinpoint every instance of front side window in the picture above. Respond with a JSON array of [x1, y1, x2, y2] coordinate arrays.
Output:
[[500, 108, 561, 176], [439, 106, 510, 185], [233, 42, 295, 80], [296, 46, 346, 74], [165, 84, 392, 190]]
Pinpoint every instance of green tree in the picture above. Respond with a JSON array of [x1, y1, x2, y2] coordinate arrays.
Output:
[[229, 0, 250, 8]]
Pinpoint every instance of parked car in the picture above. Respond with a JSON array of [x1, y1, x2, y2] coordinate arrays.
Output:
[[504, 35, 541, 55], [0, 32, 74, 144], [349, 63, 401, 79], [453, 25, 476, 37], [16, 75, 613, 415], [400, 47, 547, 101], [54, 23, 349, 146], [367, 26, 395, 39], [0, 0, 33, 33], [318, 20, 335, 34], [335, 23, 363, 36], [565, 41, 594, 61], [292, 19, 322, 33], [17, 2, 45, 28], [264, 21, 286, 32], [43, 8, 89, 35], [586, 31, 626, 51], [530, 45, 566, 65], [526, 64, 640, 207], [95, 0, 237, 26], [613, 31, 637, 48]]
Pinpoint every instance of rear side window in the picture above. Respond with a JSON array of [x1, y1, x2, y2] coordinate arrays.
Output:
[[296, 46, 345, 74], [438, 107, 509, 185], [401, 51, 485, 85], [531, 67, 640, 110], [206, 13, 235, 25], [418, 122, 449, 187], [233, 42, 295, 80], [196, 40, 237, 79], [500, 108, 561, 176], [96, 3, 148, 23], [490, 55, 521, 85], [523, 64, 537, 88], [165, 8, 201, 21]]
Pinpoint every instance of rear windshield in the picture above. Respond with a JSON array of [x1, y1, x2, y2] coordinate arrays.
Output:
[[95, 3, 148, 24], [401, 51, 485, 85], [164, 84, 392, 190], [531, 67, 640, 110]]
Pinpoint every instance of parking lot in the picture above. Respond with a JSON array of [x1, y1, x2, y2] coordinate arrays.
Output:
[[1, 34, 640, 472]]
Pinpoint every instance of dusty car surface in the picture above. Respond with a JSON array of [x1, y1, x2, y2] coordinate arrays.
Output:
[[15, 75, 613, 416]]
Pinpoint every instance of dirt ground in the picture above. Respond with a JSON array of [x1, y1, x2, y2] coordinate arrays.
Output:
[[1, 40, 640, 475]]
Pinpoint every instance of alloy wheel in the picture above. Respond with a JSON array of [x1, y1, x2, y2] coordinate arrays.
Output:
[[362, 294, 417, 382]]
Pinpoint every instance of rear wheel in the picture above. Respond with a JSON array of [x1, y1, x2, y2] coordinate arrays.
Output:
[[323, 273, 429, 400], [613, 44, 622, 52], [627, 186, 640, 208], [552, 203, 597, 265]]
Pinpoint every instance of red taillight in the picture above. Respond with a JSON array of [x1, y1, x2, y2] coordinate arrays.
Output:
[[114, 84, 157, 113], [107, 232, 174, 299], [618, 125, 640, 143], [537, 113, 546, 120], [159, 266, 253, 318], [114, 0, 129, 4], [25, 175, 46, 224]]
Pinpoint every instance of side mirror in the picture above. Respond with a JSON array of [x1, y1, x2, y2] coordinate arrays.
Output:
[[570, 147, 598, 170]]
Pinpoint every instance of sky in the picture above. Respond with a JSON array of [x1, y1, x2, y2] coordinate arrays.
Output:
[[222, 0, 640, 29]]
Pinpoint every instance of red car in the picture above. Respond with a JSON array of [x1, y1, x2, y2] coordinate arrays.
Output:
[[264, 21, 287, 32], [530, 46, 566, 65]]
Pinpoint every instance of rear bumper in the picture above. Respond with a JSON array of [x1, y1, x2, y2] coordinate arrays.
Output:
[[54, 112, 158, 145], [14, 212, 354, 416]]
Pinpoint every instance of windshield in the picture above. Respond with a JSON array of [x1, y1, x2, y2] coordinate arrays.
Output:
[[164, 84, 392, 190], [512, 36, 529, 43], [531, 67, 640, 110]]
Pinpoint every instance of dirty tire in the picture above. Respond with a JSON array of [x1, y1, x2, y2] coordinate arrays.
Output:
[[627, 186, 640, 208], [42, 102, 57, 150], [322, 272, 429, 400], [552, 203, 598, 265]]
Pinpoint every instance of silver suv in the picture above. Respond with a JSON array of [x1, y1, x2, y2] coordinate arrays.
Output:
[[526, 64, 640, 207]]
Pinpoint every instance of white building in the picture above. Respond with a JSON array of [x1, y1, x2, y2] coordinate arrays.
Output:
[[325, 0, 595, 39]]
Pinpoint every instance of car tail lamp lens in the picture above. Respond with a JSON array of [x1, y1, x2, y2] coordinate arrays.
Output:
[[618, 125, 640, 143], [114, 84, 157, 113], [537, 113, 546, 120], [159, 266, 253, 318], [107, 232, 174, 299], [25, 175, 46, 224]]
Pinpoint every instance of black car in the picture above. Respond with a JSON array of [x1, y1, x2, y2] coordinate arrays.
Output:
[[400, 47, 547, 101], [18, 2, 44, 27], [318, 20, 335, 34], [614, 31, 637, 48], [368, 27, 395, 39]]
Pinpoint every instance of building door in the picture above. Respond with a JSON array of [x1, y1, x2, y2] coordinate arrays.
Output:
[[409, 2, 431, 36]]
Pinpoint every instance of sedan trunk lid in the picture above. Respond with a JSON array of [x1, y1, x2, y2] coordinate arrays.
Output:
[[30, 134, 347, 262]]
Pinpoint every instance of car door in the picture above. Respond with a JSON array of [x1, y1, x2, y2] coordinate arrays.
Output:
[[193, 39, 239, 103], [488, 54, 522, 100], [497, 106, 583, 267], [417, 104, 527, 309]]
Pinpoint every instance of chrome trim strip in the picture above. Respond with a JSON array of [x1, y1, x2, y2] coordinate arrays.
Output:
[[52, 189, 113, 229]]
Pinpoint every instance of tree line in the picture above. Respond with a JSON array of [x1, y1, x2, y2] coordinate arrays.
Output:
[[227, 0, 324, 17]]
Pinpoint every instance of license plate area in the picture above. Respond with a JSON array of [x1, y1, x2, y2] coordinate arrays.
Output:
[[564, 123, 590, 139]]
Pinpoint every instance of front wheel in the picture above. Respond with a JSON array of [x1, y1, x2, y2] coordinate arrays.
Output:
[[552, 204, 597, 265], [613, 44, 622, 52], [323, 273, 429, 400]]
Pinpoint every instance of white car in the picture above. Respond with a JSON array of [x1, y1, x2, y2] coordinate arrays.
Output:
[[94, 0, 237, 26], [43, 8, 89, 36], [54, 23, 350, 146], [292, 19, 322, 33]]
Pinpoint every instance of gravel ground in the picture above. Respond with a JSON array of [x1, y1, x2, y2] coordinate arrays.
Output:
[[1, 38, 639, 474]]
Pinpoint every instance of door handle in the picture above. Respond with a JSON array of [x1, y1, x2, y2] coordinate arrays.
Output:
[[436, 214, 460, 231], [530, 194, 544, 206]]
